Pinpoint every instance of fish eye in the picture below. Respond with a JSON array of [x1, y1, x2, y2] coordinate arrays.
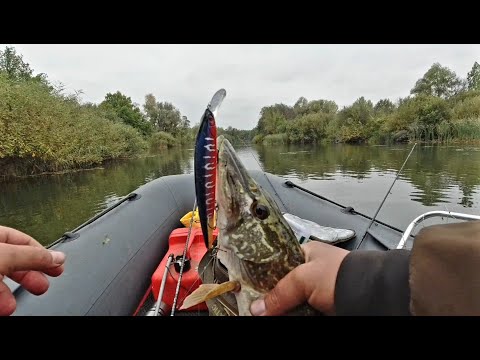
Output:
[[251, 202, 270, 220]]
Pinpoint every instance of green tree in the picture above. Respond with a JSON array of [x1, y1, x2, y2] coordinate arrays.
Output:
[[175, 115, 191, 142], [410, 63, 464, 99], [143, 94, 183, 134], [306, 99, 338, 114], [256, 104, 294, 135], [287, 112, 334, 143], [143, 94, 158, 126], [0, 46, 52, 91], [450, 90, 480, 119], [338, 97, 374, 125], [411, 95, 450, 126], [294, 97, 338, 116], [0, 46, 33, 81], [100, 91, 153, 136], [293, 96, 308, 114], [467, 62, 480, 91], [331, 97, 374, 143], [257, 107, 287, 135], [374, 99, 396, 114], [217, 126, 253, 144], [386, 95, 451, 142]]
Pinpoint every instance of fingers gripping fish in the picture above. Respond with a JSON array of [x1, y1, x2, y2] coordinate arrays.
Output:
[[184, 136, 318, 316]]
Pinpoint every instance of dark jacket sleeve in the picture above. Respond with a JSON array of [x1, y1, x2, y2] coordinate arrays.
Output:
[[408, 221, 480, 315], [334, 249, 411, 316], [333, 220, 480, 316]]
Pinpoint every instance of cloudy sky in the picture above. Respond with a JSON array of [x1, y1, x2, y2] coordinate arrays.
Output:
[[3, 44, 480, 130]]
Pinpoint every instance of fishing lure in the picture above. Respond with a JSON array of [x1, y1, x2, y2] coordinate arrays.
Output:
[[194, 89, 226, 249]]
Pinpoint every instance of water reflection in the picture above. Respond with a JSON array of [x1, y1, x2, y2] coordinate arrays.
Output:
[[253, 143, 480, 209], [1, 143, 480, 245], [0, 148, 192, 245]]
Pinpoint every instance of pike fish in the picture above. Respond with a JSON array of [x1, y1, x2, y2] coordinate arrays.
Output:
[[194, 89, 226, 249], [182, 135, 318, 316]]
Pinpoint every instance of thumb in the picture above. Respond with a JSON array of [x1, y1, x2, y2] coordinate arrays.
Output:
[[250, 265, 307, 316], [0, 243, 65, 275]]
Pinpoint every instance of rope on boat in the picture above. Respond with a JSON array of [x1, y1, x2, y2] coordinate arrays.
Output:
[[284, 181, 404, 234]]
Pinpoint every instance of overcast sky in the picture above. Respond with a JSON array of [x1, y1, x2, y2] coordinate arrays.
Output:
[[2, 44, 480, 130]]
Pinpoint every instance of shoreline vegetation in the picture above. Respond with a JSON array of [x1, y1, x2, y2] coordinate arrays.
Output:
[[1, 46, 480, 179]]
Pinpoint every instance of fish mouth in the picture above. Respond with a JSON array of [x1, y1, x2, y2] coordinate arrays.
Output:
[[218, 136, 251, 191], [217, 136, 254, 232]]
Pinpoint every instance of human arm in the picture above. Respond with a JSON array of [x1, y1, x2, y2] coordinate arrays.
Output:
[[250, 221, 480, 316], [250, 241, 411, 316]]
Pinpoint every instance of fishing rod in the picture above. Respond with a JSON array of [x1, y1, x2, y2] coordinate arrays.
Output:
[[170, 199, 197, 316], [355, 143, 417, 250], [152, 253, 174, 316]]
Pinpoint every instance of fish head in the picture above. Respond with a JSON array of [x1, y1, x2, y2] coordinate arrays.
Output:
[[204, 135, 315, 316], [216, 135, 304, 275]]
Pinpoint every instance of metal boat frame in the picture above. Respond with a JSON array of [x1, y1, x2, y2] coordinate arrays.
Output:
[[396, 211, 480, 249]]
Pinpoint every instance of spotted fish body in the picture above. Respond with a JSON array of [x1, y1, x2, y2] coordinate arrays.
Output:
[[194, 89, 226, 249], [215, 135, 318, 316]]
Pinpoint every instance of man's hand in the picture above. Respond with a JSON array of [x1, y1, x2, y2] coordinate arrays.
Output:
[[250, 241, 349, 316], [0, 226, 66, 316]]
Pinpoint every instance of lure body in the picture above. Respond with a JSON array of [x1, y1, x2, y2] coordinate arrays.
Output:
[[194, 89, 226, 248]]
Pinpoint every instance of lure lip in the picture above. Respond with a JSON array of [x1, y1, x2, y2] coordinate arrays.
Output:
[[207, 89, 226, 118]]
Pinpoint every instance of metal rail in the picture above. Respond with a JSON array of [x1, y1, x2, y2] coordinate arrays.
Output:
[[396, 211, 480, 249]]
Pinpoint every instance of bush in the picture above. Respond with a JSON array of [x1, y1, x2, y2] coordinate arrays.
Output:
[[252, 134, 264, 144], [262, 133, 288, 145], [451, 117, 480, 142], [0, 75, 147, 176], [148, 131, 177, 150], [451, 94, 480, 120], [286, 113, 333, 143]]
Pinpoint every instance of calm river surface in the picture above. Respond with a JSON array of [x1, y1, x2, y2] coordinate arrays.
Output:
[[2, 143, 480, 246]]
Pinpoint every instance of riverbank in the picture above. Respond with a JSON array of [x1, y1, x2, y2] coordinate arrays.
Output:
[[4, 136, 480, 180], [0, 152, 169, 181], [0, 157, 105, 180]]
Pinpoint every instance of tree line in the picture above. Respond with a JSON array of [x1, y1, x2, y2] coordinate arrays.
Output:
[[1, 45, 479, 178], [253, 62, 480, 145], [0, 46, 248, 177]]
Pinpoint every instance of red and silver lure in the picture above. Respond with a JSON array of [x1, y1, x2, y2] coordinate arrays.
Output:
[[194, 89, 226, 249]]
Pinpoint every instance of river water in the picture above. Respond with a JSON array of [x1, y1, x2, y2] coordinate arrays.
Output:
[[1, 143, 480, 246]]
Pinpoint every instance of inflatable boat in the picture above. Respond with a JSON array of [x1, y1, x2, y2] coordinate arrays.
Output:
[[9, 170, 475, 316]]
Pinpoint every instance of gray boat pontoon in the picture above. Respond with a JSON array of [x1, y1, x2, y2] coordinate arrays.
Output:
[[9, 170, 480, 316]]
